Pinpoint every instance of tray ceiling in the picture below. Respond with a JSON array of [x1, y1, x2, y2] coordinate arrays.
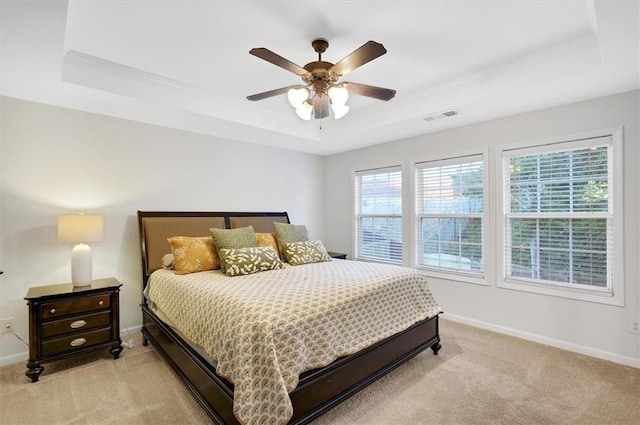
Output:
[[1, 1, 638, 155]]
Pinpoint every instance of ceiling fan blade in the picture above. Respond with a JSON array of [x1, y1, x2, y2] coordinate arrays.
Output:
[[344, 82, 396, 101], [313, 95, 330, 119], [330, 41, 387, 77], [246, 85, 304, 101], [249, 48, 309, 76]]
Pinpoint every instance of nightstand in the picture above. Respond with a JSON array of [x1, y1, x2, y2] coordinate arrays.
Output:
[[328, 251, 347, 260], [24, 277, 123, 382]]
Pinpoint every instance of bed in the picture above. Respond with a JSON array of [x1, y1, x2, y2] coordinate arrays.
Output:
[[138, 211, 442, 425]]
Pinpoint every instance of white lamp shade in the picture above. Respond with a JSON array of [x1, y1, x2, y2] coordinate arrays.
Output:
[[287, 88, 309, 108], [328, 86, 349, 106], [331, 103, 350, 119], [58, 214, 104, 243], [295, 101, 313, 120]]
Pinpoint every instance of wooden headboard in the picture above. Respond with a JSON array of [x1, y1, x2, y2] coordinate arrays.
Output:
[[137, 211, 290, 285]]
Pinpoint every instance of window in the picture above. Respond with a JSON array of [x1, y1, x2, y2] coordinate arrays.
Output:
[[354, 166, 402, 264], [415, 154, 485, 277], [499, 132, 622, 304]]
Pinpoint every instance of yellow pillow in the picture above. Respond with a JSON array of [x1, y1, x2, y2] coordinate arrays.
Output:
[[256, 232, 279, 257], [167, 236, 219, 275]]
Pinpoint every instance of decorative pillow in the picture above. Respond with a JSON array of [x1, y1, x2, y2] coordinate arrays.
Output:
[[273, 222, 309, 260], [167, 236, 219, 275], [282, 240, 332, 266], [256, 232, 279, 257], [219, 247, 285, 277], [209, 226, 258, 272], [161, 253, 174, 269]]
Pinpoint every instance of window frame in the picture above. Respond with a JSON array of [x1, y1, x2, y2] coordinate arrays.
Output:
[[353, 165, 404, 265], [412, 150, 489, 285], [496, 128, 624, 306]]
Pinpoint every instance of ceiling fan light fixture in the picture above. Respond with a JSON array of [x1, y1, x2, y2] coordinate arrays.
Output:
[[287, 87, 309, 108], [295, 101, 313, 120], [328, 86, 349, 106], [248, 39, 395, 121], [331, 103, 350, 120]]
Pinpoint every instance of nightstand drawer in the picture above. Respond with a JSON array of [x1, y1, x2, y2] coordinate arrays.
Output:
[[42, 327, 112, 357], [41, 311, 111, 338], [41, 294, 110, 319]]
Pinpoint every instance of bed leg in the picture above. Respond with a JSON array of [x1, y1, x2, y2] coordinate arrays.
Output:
[[430, 342, 442, 355], [142, 335, 148, 346]]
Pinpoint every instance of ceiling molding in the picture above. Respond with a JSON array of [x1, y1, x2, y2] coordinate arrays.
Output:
[[61, 49, 318, 141]]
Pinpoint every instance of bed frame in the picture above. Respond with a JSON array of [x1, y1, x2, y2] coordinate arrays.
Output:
[[137, 211, 441, 424]]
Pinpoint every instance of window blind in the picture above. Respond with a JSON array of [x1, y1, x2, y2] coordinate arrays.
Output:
[[354, 166, 403, 263], [502, 136, 613, 291], [415, 154, 484, 275]]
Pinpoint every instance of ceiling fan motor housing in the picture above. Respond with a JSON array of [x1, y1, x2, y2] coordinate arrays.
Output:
[[303, 61, 338, 96], [304, 39, 340, 96]]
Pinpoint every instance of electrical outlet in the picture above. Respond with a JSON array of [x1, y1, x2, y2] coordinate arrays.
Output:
[[631, 320, 640, 335], [1, 317, 14, 334]]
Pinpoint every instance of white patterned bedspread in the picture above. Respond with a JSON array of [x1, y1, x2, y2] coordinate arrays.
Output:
[[147, 260, 441, 425]]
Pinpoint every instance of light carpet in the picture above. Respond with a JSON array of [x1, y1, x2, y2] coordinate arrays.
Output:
[[1, 319, 638, 424]]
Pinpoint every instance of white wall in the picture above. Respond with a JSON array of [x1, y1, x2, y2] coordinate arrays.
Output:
[[323, 90, 640, 367], [3, 91, 638, 368], [0, 96, 325, 363]]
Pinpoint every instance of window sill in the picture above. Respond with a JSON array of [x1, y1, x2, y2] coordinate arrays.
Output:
[[498, 278, 623, 306]]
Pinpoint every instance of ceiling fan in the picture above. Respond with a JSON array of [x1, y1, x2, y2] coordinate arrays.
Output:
[[246, 39, 396, 120]]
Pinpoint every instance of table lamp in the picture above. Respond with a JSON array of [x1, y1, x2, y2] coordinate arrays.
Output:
[[58, 214, 104, 286]]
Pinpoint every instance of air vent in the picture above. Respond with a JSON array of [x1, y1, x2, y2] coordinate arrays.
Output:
[[423, 109, 460, 122]]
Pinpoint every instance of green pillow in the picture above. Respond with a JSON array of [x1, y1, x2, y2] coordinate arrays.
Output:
[[219, 247, 285, 276], [209, 226, 258, 272], [273, 222, 309, 260], [282, 240, 332, 266]]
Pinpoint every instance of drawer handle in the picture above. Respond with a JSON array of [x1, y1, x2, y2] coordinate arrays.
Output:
[[70, 320, 87, 329], [49, 308, 56, 314], [70, 338, 87, 347], [98, 300, 104, 306]]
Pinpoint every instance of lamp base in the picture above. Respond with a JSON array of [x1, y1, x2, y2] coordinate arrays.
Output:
[[71, 243, 92, 286]]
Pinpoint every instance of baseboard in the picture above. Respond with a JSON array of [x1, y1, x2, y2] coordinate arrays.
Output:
[[0, 325, 142, 368], [0, 350, 28, 368], [0, 331, 28, 367], [444, 313, 640, 369], [120, 324, 142, 341], [5, 319, 637, 369]]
